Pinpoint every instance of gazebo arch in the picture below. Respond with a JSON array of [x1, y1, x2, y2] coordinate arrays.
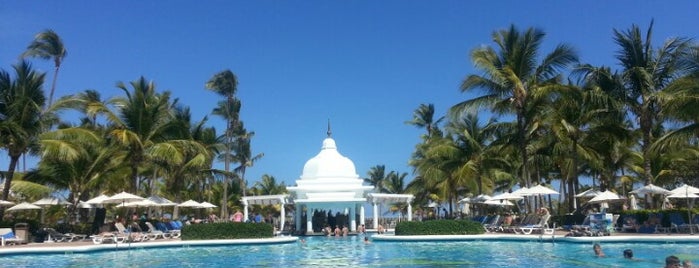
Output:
[[241, 195, 289, 233], [367, 193, 414, 229]]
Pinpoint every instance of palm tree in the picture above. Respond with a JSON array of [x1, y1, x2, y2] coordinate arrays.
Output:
[[232, 129, 264, 197], [21, 29, 67, 108], [26, 127, 125, 221], [206, 70, 238, 217], [406, 103, 444, 138], [611, 20, 694, 185], [252, 174, 287, 195], [445, 112, 512, 196], [365, 165, 387, 192], [0, 61, 46, 219], [453, 24, 578, 188]]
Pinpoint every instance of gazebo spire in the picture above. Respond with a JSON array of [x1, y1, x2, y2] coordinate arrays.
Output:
[[327, 119, 332, 137]]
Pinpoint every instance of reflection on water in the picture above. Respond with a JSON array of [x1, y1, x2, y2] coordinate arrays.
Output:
[[3, 235, 698, 267]]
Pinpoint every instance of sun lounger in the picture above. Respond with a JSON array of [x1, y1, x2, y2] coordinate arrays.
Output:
[[156, 222, 181, 239], [144, 222, 169, 239], [90, 233, 122, 244], [519, 214, 551, 235], [0, 228, 24, 246], [114, 222, 147, 242]]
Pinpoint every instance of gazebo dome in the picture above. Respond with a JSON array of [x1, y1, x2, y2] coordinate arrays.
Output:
[[300, 137, 358, 180]]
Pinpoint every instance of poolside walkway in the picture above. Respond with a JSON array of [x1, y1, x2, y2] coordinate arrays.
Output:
[[0, 236, 298, 255]]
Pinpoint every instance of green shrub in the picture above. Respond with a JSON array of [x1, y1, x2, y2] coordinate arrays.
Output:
[[395, 220, 485, 235], [181, 222, 274, 240]]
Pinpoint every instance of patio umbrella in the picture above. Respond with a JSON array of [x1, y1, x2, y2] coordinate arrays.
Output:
[[491, 192, 524, 201], [147, 195, 177, 206], [33, 197, 70, 206], [471, 194, 492, 203], [117, 199, 158, 207], [482, 199, 515, 206], [666, 191, 699, 199], [0, 200, 15, 206], [575, 189, 601, 198], [628, 194, 640, 210], [630, 184, 671, 195], [177, 200, 202, 207], [520, 185, 560, 196], [199, 202, 217, 208], [85, 194, 111, 205], [588, 190, 624, 204], [511, 187, 529, 196], [7, 202, 42, 211], [102, 192, 144, 205], [669, 184, 699, 195], [33, 197, 70, 224]]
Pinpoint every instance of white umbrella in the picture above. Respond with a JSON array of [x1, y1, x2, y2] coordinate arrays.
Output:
[[7, 202, 42, 211], [628, 194, 640, 210], [177, 200, 202, 207], [117, 199, 158, 207], [588, 190, 624, 204], [511, 187, 529, 196], [666, 191, 699, 199], [491, 192, 524, 201], [520, 185, 560, 196], [76, 201, 93, 208], [147, 195, 177, 206], [458, 197, 471, 203], [33, 197, 70, 206], [199, 201, 217, 208], [670, 184, 699, 195], [482, 199, 515, 206], [0, 200, 15, 206], [102, 191, 144, 204], [575, 189, 601, 198], [630, 184, 672, 195], [471, 194, 492, 203], [85, 194, 111, 204]]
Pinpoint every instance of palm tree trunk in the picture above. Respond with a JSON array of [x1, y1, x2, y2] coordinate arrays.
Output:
[[47, 65, 60, 108], [0, 156, 20, 219]]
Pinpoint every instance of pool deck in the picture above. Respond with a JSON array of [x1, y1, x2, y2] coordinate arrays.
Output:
[[1, 231, 698, 255], [0, 236, 298, 255], [372, 230, 699, 243]]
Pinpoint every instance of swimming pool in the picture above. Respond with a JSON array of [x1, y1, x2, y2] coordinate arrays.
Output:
[[3, 236, 697, 267]]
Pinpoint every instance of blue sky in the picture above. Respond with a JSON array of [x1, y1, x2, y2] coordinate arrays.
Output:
[[2, 1, 699, 189]]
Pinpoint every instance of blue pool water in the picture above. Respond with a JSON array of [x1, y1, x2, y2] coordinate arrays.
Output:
[[3, 236, 697, 267]]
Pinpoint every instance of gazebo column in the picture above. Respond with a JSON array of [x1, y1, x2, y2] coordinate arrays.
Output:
[[373, 202, 379, 229], [306, 206, 314, 235], [359, 205, 365, 229], [349, 205, 356, 232], [243, 200, 249, 222], [294, 204, 302, 233], [279, 197, 286, 234], [407, 202, 412, 221]]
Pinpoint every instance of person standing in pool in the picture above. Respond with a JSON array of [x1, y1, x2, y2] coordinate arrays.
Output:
[[623, 249, 633, 259], [666, 256, 681, 268], [593, 243, 605, 257]]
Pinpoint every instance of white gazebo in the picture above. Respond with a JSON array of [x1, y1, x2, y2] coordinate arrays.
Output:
[[287, 131, 374, 234]]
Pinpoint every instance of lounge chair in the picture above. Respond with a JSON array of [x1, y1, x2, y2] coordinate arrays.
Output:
[[144, 222, 169, 239], [44, 228, 70, 242], [156, 222, 181, 239], [0, 228, 24, 246], [483, 215, 503, 233], [668, 213, 691, 233], [508, 214, 538, 234], [90, 232, 123, 244], [519, 214, 551, 235], [114, 222, 147, 242]]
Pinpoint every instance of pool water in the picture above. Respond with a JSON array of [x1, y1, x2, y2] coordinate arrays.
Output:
[[4, 236, 697, 267]]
